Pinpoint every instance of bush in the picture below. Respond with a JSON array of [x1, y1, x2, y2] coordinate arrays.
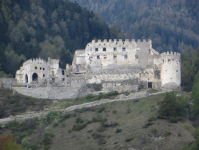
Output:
[[0, 133, 25, 150], [125, 136, 134, 142], [72, 123, 87, 131], [75, 116, 84, 123], [112, 110, 117, 114], [115, 128, 122, 133], [168, 117, 178, 123], [85, 94, 94, 99], [161, 130, 171, 138], [42, 131, 54, 147], [148, 116, 157, 122], [151, 128, 158, 135], [142, 122, 153, 128], [97, 107, 105, 113]]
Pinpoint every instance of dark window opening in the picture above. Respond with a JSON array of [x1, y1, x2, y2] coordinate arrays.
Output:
[[62, 78, 65, 81], [113, 47, 117, 51], [40, 67, 42, 70], [148, 82, 152, 88], [43, 68, 45, 70], [97, 55, 100, 59], [95, 48, 98, 51], [32, 73, 38, 82], [52, 78, 55, 83], [122, 47, 126, 51], [124, 55, 128, 59], [35, 66, 37, 69], [43, 74, 45, 77], [113, 55, 117, 59], [135, 55, 139, 59], [62, 70, 64, 75], [67, 75, 69, 77], [103, 48, 106, 51]]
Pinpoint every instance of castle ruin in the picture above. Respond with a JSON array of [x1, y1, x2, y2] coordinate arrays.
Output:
[[14, 39, 181, 99]]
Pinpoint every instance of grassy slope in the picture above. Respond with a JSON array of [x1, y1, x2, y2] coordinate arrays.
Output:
[[49, 94, 194, 150], [0, 89, 194, 149], [0, 88, 52, 118]]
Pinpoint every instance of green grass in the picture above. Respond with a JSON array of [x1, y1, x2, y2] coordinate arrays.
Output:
[[0, 91, 194, 150]]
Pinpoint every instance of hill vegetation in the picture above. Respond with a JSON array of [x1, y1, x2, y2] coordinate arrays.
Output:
[[69, 0, 199, 53], [0, 0, 125, 77]]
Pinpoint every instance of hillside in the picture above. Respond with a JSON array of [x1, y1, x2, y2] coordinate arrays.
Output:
[[0, 89, 195, 150], [69, 0, 199, 53], [0, 0, 125, 77]]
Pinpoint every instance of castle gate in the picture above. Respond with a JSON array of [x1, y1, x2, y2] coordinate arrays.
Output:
[[32, 73, 38, 82]]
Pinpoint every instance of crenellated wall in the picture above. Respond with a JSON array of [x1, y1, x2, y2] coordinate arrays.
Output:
[[14, 39, 181, 100], [160, 51, 181, 86]]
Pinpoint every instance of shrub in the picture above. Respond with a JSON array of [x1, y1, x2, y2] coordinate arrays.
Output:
[[97, 125, 106, 132], [72, 123, 87, 131], [148, 116, 157, 122], [0, 133, 25, 150], [115, 128, 122, 133], [127, 107, 131, 113], [161, 130, 171, 138], [142, 122, 153, 128], [112, 110, 117, 114], [53, 120, 59, 127], [97, 107, 105, 113], [151, 128, 158, 135], [75, 116, 84, 123], [168, 117, 178, 123], [85, 94, 94, 99], [46, 111, 59, 122], [125, 136, 133, 142], [42, 131, 54, 147], [96, 93, 104, 100]]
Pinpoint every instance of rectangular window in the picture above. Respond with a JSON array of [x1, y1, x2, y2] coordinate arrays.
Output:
[[122, 47, 126, 51], [103, 48, 106, 51], [43, 74, 45, 77], [95, 48, 98, 51], [113, 55, 117, 59], [35, 66, 37, 69], [135, 55, 139, 59], [97, 55, 100, 59], [124, 55, 128, 59], [113, 47, 117, 51]]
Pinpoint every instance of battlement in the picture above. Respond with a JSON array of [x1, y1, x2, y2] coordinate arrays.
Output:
[[160, 51, 181, 61], [23, 58, 47, 66], [89, 39, 151, 47]]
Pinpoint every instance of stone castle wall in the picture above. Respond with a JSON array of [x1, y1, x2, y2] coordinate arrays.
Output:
[[12, 39, 181, 100]]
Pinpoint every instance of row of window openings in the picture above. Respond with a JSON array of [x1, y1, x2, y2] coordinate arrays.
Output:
[[94, 47, 126, 52], [35, 66, 45, 70], [97, 55, 139, 60], [165, 70, 178, 72]]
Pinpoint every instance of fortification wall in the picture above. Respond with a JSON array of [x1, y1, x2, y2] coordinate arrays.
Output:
[[0, 78, 17, 88]]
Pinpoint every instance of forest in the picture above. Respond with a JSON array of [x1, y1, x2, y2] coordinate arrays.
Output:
[[0, 0, 125, 77], [70, 0, 199, 53]]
